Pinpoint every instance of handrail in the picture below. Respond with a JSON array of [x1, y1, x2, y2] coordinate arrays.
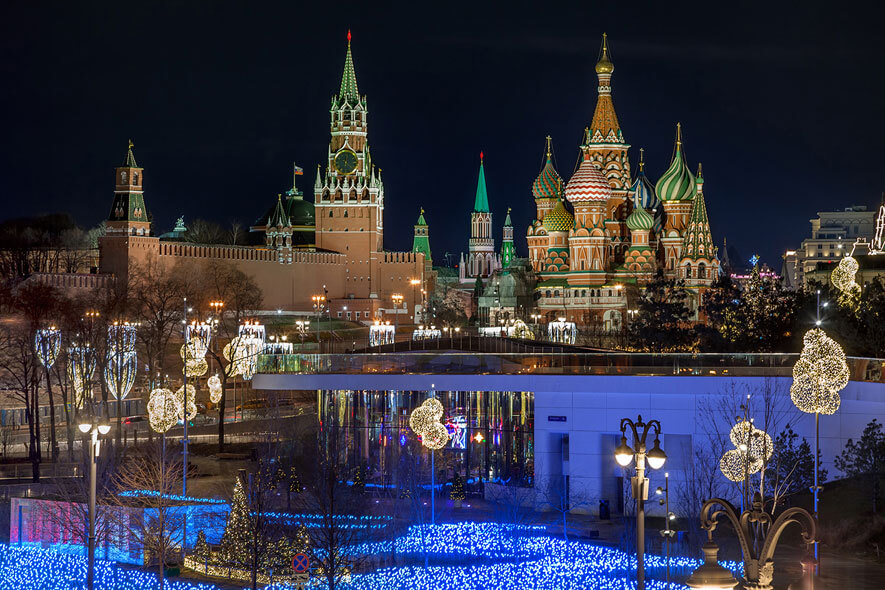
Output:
[[255, 352, 885, 383]]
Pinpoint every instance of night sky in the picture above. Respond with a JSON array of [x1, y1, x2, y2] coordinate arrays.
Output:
[[2, 1, 884, 268]]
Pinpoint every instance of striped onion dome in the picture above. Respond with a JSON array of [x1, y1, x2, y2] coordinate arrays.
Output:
[[655, 125, 696, 202], [565, 153, 612, 203], [626, 206, 654, 232], [532, 155, 563, 200], [542, 200, 574, 232], [631, 169, 660, 211]]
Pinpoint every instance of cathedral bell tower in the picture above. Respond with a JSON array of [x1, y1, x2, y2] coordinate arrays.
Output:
[[107, 140, 150, 236]]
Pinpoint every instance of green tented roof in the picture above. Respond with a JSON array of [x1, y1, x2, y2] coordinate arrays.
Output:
[[474, 158, 489, 212]]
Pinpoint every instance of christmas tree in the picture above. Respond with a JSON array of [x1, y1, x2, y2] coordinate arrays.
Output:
[[450, 472, 466, 502], [193, 530, 210, 572], [219, 477, 251, 569]]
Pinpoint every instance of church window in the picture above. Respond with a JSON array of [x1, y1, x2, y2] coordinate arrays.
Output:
[[329, 210, 334, 217], [133, 172, 139, 184], [121, 171, 127, 182], [344, 210, 349, 217], [698, 262, 706, 278], [554, 290, 560, 297]]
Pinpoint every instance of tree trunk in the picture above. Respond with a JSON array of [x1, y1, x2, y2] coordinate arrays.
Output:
[[218, 378, 226, 453], [44, 367, 59, 462]]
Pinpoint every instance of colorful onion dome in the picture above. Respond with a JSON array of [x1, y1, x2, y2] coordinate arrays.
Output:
[[565, 152, 612, 203], [533, 155, 563, 200], [626, 206, 654, 232], [655, 123, 696, 202], [542, 200, 574, 232], [631, 149, 660, 211]]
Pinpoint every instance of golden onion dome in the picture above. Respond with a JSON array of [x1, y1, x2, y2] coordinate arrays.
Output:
[[542, 200, 574, 232], [595, 33, 614, 74]]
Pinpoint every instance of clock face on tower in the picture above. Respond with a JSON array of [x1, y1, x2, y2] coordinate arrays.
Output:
[[334, 149, 358, 175]]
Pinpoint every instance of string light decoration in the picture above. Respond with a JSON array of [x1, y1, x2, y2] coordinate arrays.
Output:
[[547, 319, 577, 344], [180, 342, 208, 377], [729, 420, 773, 466], [66, 346, 96, 408], [207, 374, 222, 404], [831, 255, 861, 308], [147, 387, 178, 433], [176, 383, 197, 421], [223, 336, 261, 380], [791, 328, 850, 415], [719, 449, 747, 482], [238, 320, 266, 344], [34, 328, 61, 368], [410, 397, 449, 450], [105, 324, 137, 400], [186, 322, 212, 358]]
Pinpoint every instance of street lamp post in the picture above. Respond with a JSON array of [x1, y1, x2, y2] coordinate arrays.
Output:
[[686, 494, 816, 590], [312, 294, 325, 352], [656, 473, 676, 589], [410, 278, 421, 323], [78, 415, 110, 590], [392, 293, 403, 338], [614, 415, 667, 590]]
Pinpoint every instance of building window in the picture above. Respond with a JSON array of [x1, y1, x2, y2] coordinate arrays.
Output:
[[337, 311, 342, 318], [329, 210, 334, 217], [355, 311, 361, 318]]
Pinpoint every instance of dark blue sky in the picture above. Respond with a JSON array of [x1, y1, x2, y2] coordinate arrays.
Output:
[[2, 0, 883, 268]]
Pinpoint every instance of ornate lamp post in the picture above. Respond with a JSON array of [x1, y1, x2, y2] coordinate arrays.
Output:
[[78, 414, 110, 590], [614, 415, 667, 590], [687, 494, 816, 590]]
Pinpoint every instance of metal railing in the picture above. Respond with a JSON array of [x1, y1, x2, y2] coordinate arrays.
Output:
[[256, 352, 885, 382]]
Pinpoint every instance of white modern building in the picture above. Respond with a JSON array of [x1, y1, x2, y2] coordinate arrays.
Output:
[[254, 352, 885, 516]]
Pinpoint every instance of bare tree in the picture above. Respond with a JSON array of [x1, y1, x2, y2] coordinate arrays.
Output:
[[536, 475, 595, 541], [297, 424, 371, 590], [0, 325, 43, 481], [109, 441, 184, 590]]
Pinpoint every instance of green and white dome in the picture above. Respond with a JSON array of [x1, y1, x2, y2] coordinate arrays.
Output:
[[655, 124, 696, 202], [626, 206, 654, 231]]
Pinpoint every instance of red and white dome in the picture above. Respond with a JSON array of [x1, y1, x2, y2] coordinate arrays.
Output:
[[565, 154, 612, 203]]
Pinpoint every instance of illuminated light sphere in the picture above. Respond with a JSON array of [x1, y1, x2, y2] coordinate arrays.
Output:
[[103, 351, 137, 400], [35, 328, 62, 368], [147, 388, 178, 433], [409, 397, 450, 450], [208, 374, 222, 404], [185, 357, 208, 377], [175, 383, 198, 421], [719, 449, 746, 482], [791, 328, 849, 415], [728, 420, 773, 465], [67, 346, 96, 408], [422, 422, 450, 450]]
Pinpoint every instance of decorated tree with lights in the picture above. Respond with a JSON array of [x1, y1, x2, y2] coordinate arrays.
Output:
[[193, 530, 210, 573], [219, 476, 252, 572], [450, 472, 466, 504]]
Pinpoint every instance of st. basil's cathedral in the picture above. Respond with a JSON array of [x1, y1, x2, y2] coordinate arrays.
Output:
[[525, 34, 719, 328]]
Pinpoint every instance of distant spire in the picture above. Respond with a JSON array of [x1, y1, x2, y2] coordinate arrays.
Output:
[[504, 207, 512, 226], [473, 152, 489, 212], [339, 30, 360, 103], [676, 122, 683, 148], [314, 164, 322, 189], [123, 139, 138, 167], [545, 135, 552, 159], [639, 147, 645, 172]]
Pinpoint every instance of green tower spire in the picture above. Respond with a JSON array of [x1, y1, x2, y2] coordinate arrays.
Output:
[[680, 163, 715, 261], [412, 207, 432, 262], [123, 139, 138, 167], [339, 30, 360, 104], [473, 151, 489, 213], [501, 207, 515, 268]]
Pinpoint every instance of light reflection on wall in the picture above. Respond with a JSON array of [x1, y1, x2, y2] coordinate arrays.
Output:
[[317, 390, 534, 493]]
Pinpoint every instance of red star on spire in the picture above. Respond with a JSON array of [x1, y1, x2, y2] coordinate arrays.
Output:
[[480, 150, 484, 162], [347, 30, 352, 43]]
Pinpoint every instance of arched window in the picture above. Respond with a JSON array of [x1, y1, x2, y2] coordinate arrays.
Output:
[[343, 210, 349, 218], [329, 210, 334, 217], [685, 262, 692, 278], [133, 172, 139, 184], [698, 262, 706, 279]]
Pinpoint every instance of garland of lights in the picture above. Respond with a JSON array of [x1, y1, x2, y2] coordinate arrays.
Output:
[[176, 383, 197, 421], [831, 255, 861, 309], [147, 387, 178, 433], [791, 328, 849, 415], [185, 322, 212, 358], [66, 346, 96, 408], [207, 374, 222, 404], [34, 328, 61, 368], [223, 336, 261, 380], [104, 324, 138, 400], [180, 342, 209, 377], [410, 397, 449, 450]]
